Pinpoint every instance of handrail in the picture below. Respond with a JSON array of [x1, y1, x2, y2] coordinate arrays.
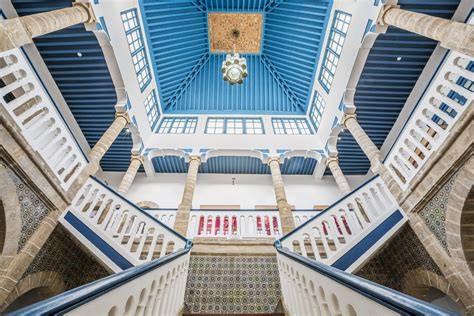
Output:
[[90, 176, 188, 242], [7, 241, 193, 316], [278, 175, 379, 242], [274, 242, 458, 316]]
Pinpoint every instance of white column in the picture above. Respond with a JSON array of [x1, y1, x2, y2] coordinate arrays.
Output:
[[174, 156, 201, 236], [378, 5, 474, 57], [117, 154, 143, 195], [0, 3, 95, 52], [326, 156, 351, 194]]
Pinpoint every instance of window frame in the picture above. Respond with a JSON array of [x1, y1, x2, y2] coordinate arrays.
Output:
[[318, 10, 352, 93], [205, 117, 265, 135], [144, 90, 160, 130], [271, 118, 313, 135], [157, 117, 198, 134], [309, 92, 326, 132], [121, 9, 152, 92]]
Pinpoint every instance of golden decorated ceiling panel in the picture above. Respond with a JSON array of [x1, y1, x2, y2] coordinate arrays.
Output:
[[208, 13, 263, 54]]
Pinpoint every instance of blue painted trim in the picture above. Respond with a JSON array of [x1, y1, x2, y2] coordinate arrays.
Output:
[[278, 175, 379, 242], [90, 176, 189, 243], [8, 246, 192, 316], [98, 16, 110, 39], [332, 210, 404, 270], [274, 245, 458, 316], [64, 212, 133, 270]]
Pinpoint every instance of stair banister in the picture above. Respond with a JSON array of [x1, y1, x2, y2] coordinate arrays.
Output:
[[278, 175, 406, 271], [61, 176, 189, 271], [6, 241, 193, 316], [274, 241, 458, 316]]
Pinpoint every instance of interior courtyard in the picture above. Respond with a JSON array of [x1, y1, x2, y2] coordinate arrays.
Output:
[[0, 0, 473, 315]]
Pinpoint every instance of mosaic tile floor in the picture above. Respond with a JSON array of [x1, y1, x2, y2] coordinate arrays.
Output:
[[185, 255, 282, 314]]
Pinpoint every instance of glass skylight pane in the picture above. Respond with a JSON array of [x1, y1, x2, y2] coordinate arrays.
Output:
[[318, 10, 351, 92], [121, 9, 151, 91]]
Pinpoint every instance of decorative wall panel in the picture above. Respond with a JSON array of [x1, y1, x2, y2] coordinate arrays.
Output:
[[185, 255, 282, 314]]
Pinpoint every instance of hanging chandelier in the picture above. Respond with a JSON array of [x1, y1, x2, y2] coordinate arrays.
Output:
[[221, 29, 247, 85]]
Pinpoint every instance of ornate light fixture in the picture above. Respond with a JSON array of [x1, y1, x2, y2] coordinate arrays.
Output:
[[221, 29, 247, 85]]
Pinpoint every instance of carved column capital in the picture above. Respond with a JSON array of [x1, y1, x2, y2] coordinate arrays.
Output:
[[376, 4, 400, 26], [115, 111, 131, 124], [73, 2, 96, 24], [341, 113, 357, 127], [326, 156, 339, 166], [188, 155, 201, 164], [267, 157, 281, 165], [130, 154, 143, 164]]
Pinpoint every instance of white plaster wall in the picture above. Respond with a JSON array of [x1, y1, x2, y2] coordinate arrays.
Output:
[[101, 172, 366, 209]]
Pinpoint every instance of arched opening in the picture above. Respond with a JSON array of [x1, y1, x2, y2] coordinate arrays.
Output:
[[3, 287, 56, 313], [408, 286, 464, 314], [2, 271, 65, 313], [446, 160, 474, 275], [402, 269, 465, 314], [0, 201, 6, 253], [461, 187, 474, 272], [0, 165, 22, 256]]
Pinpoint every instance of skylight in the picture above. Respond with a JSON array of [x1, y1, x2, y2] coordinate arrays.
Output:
[[144, 90, 160, 130], [205, 118, 264, 135], [319, 10, 352, 92], [272, 118, 312, 135], [121, 9, 152, 91], [157, 117, 198, 134], [309, 92, 326, 132]]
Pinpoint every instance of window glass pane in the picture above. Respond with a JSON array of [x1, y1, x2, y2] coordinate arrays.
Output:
[[121, 9, 151, 90], [272, 118, 311, 135], [158, 117, 197, 134], [318, 10, 351, 92]]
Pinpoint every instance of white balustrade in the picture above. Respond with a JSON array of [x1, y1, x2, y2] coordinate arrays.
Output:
[[280, 177, 403, 269], [0, 47, 87, 191], [64, 251, 190, 316], [293, 211, 319, 227], [384, 43, 473, 190], [277, 251, 399, 316], [61, 177, 187, 269], [146, 209, 177, 228], [145, 209, 319, 239], [187, 210, 284, 238]]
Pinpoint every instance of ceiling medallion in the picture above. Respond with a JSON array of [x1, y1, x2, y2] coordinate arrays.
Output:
[[221, 29, 248, 85]]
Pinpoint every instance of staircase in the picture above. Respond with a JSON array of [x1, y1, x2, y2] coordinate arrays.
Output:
[[5, 174, 457, 316]]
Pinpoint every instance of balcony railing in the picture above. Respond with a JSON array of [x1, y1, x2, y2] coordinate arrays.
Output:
[[384, 45, 473, 190], [145, 209, 320, 239], [0, 46, 88, 191], [278, 176, 406, 272], [60, 177, 188, 271]]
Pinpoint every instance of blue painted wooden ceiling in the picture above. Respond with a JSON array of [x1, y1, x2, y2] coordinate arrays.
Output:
[[152, 156, 317, 175], [336, 0, 460, 175], [11, 0, 136, 172], [140, 0, 332, 114]]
